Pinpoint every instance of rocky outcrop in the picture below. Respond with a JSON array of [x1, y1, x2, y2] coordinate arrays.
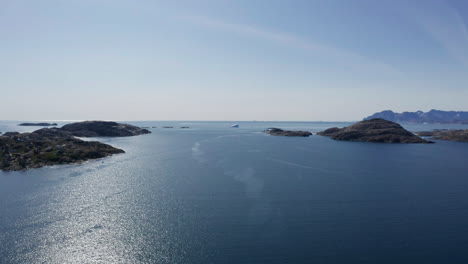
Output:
[[318, 118, 432, 143], [60, 121, 151, 137], [263, 128, 312, 137], [18, 123, 57, 126], [318, 127, 341, 136], [364, 110, 468, 124], [0, 129, 124, 171], [0, 121, 152, 171], [2, 132, 20, 137], [416, 130, 468, 142]]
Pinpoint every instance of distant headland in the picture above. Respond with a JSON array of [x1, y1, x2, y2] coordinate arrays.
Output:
[[365, 110, 468, 124]]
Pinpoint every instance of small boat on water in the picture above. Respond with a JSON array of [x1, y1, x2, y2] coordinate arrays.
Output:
[[231, 124, 239, 128]]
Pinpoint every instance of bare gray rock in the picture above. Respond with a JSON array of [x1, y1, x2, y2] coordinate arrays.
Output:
[[318, 119, 432, 143]]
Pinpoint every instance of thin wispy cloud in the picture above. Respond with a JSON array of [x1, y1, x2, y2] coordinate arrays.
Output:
[[179, 14, 400, 75], [406, 0, 468, 68]]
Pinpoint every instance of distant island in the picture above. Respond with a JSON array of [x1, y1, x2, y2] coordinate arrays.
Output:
[[18, 122, 57, 126], [1, 121, 151, 171], [263, 128, 312, 137], [364, 110, 468, 124], [318, 118, 432, 143], [416, 129, 468, 142], [60, 121, 151, 137]]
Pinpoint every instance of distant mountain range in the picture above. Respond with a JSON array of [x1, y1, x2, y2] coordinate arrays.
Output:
[[364, 110, 468, 124]]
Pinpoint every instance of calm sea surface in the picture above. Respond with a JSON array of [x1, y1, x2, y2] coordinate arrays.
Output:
[[1, 121, 468, 264]]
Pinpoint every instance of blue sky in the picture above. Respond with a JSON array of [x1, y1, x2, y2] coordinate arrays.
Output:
[[1, 0, 468, 121]]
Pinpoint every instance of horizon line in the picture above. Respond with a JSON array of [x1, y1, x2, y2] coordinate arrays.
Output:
[[0, 119, 359, 123]]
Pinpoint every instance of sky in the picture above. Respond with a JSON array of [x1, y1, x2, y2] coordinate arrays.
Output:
[[1, 0, 468, 121]]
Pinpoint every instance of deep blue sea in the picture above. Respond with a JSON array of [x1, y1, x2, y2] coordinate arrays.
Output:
[[1, 120, 468, 264]]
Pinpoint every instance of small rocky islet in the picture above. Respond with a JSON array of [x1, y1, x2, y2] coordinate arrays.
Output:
[[416, 129, 468, 142], [317, 118, 432, 143], [18, 122, 58, 126], [264, 119, 431, 143], [1, 121, 151, 171], [263, 128, 312, 137]]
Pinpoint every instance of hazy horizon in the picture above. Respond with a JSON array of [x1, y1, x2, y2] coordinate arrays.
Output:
[[2, 107, 468, 122], [1, 118, 357, 122], [2, 0, 468, 121]]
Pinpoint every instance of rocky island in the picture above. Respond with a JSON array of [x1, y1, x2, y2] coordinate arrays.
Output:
[[18, 122, 58, 126], [1, 121, 151, 171], [318, 118, 432, 143], [0, 129, 124, 171], [60, 121, 151, 137], [263, 128, 312, 137], [416, 129, 468, 142]]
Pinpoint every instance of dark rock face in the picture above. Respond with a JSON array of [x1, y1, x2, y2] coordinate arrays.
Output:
[[60, 121, 151, 137], [2, 132, 20, 137], [416, 129, 468, 142], [318, 118, 432, 143], [263, 128, 312, 137], [365, 109, 468, 124], [32, 128, 73, 138], [318, 127, 341, 136], [0, 129, 124, 171], [18, 123, 57, 126]]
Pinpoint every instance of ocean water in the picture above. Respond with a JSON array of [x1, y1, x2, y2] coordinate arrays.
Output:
[[1, 121, 468, 264]]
